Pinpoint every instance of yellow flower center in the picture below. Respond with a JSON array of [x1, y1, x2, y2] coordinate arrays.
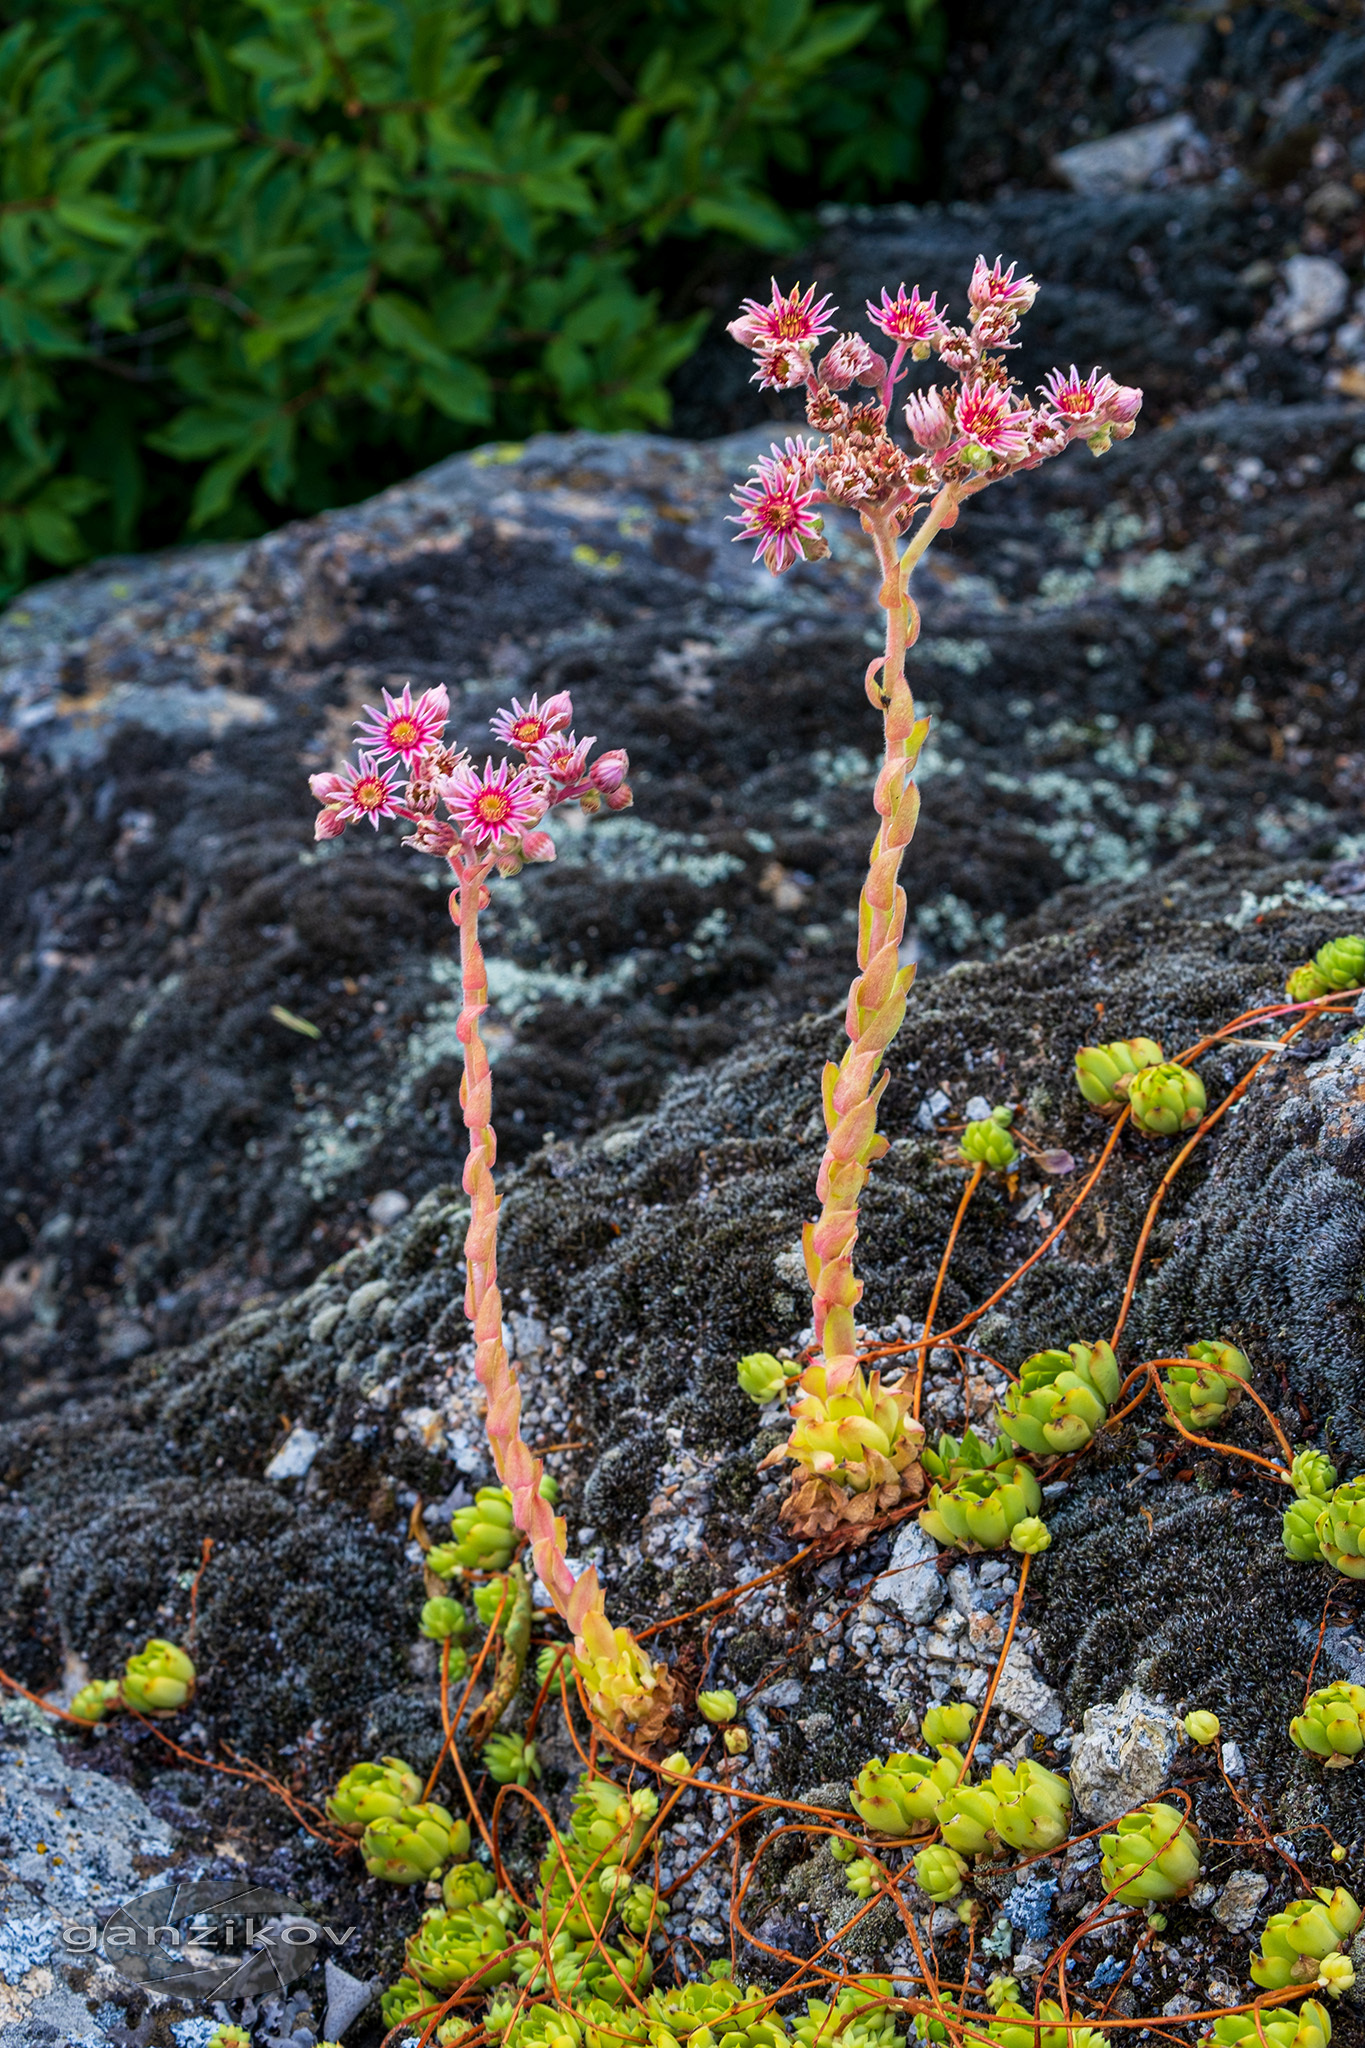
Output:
[[511, 717, 545, 746], [389, 716, 419, 746], [355, 777, 386, 810], [475, 790, 510, 823]]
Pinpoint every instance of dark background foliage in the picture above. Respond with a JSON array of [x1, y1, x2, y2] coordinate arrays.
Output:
[[0, 0, 942, 591]]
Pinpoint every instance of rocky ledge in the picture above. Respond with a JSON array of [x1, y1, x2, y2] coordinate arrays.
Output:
[[4, 847, 1365, 2042]]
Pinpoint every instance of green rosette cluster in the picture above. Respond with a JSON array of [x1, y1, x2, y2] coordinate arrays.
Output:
[[406, 1898, 517, 1992], [1315, 1480, 1365, 1579], [1315, 935, 1365, 992], [380, 1976, 427, 2032], [1210, 2005, 1332, 2048], [484, 1732, 540, 1785], [937, 1760, 1071, 1857], [1293, 1449, 1339, 1501], [997, 1341, 1121, 1457], [1251, 1889, 1362, 1990], [327, 1755, 423, 1837], [421, 1595, 469, 1642], [1161, 1340, 1250, 1430], [914, 1843, 969, 1903], [919, 1461, 1045, 1553], [1291, 1682, 1365, 1765], [793, 1979, 903, 2048], [362, 1801, 470, 1883], [450, 1486, 519, 1571], [443, 1861, 498, 1910], [851, 1748, 965, 1835], [121, 1639, 196, 1715], [988, 1999, 1109, 2048], [960, 1106, 1019, 1171], [525, 1773, 665, 1987], [1074, 1037, 1164, 1110], [1099, 1801, 1200, 1903], [921, 1701, 976, 1749], [1287, 962, 1331, 1002], [1127, 1062, 1206, 1136]]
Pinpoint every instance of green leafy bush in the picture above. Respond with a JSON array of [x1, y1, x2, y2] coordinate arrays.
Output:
[[0, 0, 941, 592]]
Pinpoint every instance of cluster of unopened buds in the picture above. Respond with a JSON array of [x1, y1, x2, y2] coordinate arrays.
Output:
[[726, 262, 1141, 575], [310, 683, 632, 864]]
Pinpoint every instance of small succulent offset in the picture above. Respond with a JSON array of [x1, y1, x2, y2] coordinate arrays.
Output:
[[1099, 1801, 1200, 1904], [960, 1105, 1019, 1171], [1160, 1340, 1251, 1431], [851, 1747, 966, 1835], [1127, 1062, 1207, 1137], [919, 1459, 1045, 1553], [1290, 1682, 1365, 1765], [1285, 934, 1365, 1001], [327, 1755, 424, 1836], [311, 688, 672, 1738], [1183, 1710, 1221, 1747], [1074, 1038, 1165, 1112], [120, 1639, 197, 1716], [361, 1802, 471, 1884], [1250, 1890, 1362, 1991], [1285, 1479, 1365, 1577], [727, 264, 1139, 1534]]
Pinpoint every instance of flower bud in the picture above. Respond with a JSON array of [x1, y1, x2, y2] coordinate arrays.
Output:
[[737, 1352, 792, 1404], [913, 1843, 969, 1903], [442, 1861, 497, 1910], [519, 830, 556, 863], [1291, 1682, 1365, 1764], [540, 690, 574, 733], [698, 1689, 738, 1724], [69, 1679, 121, 1724], [589, 748, 630, 793], [362, 1802, 469, 1883], [483, 1733, 540, 1785], [921, 1701, 975, 1751], [1074, 1037, 1164, 1110], [420, 1596, 468, 1641], [1288, 961, 1331, 1002], [1099, 1801, 1200, 1903], [1320, 1953, 1356, 1996], [121, 1640, 195, 1716], [1009, 1516, 1051, 1555], [328, 1756, 425, 1836], [1315, 934, 1365, 992], [1128, 1062, 1206, 1136], [1184, 1710, 1221, 1746]]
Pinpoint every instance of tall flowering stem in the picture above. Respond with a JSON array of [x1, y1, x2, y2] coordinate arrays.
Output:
[[312, 690, 671, 1737], [728, 259, 1142, 1528]]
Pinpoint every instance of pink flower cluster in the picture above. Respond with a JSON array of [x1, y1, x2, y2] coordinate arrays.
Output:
[[727, 258, 1142, 573], [310, 683, 631, 873]]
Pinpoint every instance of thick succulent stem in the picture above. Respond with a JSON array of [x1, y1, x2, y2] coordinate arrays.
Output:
[[805, 488, 956, 1390], [452, 863, 608, 1650]]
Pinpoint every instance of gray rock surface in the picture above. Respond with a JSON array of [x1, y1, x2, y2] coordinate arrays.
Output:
[[1213, 1869, 1270, 1934], [1068, 1685, 1185, 1823]]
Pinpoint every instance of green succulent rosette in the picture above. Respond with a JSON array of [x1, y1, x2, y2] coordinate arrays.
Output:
[[919, 1462, 1043, 1552], [442, 1861, 498, 1910], [1315, 1480, 1365, 1579], [1127, 1061, 1206, 1136], [987, 1999, 1102, 2048], [1292, 1448, 1339, 1501], [506, 2012, 584, 2048], [327, 1755, 424, 1837], [850, 1748, 964, 1834], [1284, 1494, 1328, 1563], [1287, 961, 1332, 1002], [1250, 1889, 1363, 1990], [997, 1340, 1121, 1457], [483, 1732, 540, 1785], [406, 1901, 515, 1992], [361, 1801, 468, 1883], [1209, 2003, 1332, 2048], [121, 1639, 196, 1715], [1099, 1800, 1200, 1903], [921, 1701, 976, 1750], [1315, 934, 1365, 992], [1291, 1682, 1365, 1764], [451, 1487, 519, 1570], [420, 1595, 469, 1641], [1074, 1037, 1165, 1110], [913, 1842, 969, 1903], [987, 1758, 1071, 1853], [737, 1352, 798, 1404], [69, 1678, 121, 1724], [380, 1976, 427, 2031], [961, 1106, 1019, 1171], [795, 1981, 902, 2048], [1161, 1340, 1250, 1430], [937, 1778, 1001, 1855]]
